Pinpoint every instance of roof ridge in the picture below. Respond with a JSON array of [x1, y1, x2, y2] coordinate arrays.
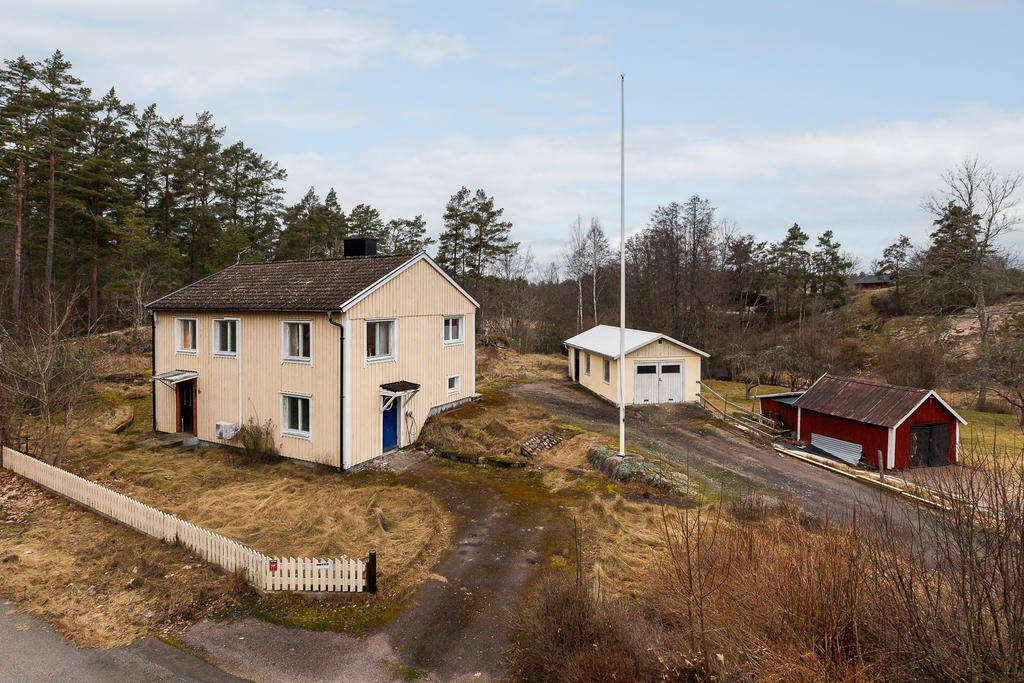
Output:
[[823, 373, 927, 394], [233, 253, 416, 266]]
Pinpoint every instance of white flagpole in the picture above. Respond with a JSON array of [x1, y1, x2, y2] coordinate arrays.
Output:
[[618, 73, 626, 457]]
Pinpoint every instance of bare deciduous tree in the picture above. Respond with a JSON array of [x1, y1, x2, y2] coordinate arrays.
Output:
[[924, 157, 1022, 409], [563, 216, 588, 333], [585, 217, 610, 324], [0, 293, 97, 465]]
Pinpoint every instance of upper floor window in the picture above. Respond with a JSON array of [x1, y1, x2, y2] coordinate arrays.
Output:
[[213, 319, 237, 356], [176, 318, 197, 354], [282, 321, 312, 363], [366, 319, 395, 361], [443, 315, 464, 345]]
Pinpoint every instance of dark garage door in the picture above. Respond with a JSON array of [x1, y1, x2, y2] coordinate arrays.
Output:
[[910, 423, 949, 467]]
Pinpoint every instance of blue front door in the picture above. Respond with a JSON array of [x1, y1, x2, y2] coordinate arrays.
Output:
[[382, 398, 399, 452]]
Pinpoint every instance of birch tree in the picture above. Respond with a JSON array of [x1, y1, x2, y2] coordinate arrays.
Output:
[[585, 217, 610, 324], [564, 216, 588, 332]]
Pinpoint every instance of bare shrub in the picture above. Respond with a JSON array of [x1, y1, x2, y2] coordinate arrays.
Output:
[[0, 294, 97, 465], [643, 500, 886, 680], [870, 445, 1024, 681], [510, 523, 663, 682], [235, 418, 280, 464], [875, 332, 946, 388]]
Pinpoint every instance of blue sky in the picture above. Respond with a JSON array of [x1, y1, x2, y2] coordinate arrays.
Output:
[[4, 0, 1024, 268]]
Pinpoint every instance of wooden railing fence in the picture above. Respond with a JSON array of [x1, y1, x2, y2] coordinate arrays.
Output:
[[1, 446, 373, 593]]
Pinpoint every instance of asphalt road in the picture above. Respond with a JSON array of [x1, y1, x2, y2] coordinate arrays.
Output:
[[0, 604, 238, 683]]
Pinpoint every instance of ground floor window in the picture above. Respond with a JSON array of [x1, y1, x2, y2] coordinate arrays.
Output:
[[585, 353, 591, 375], [281, 393, 311, 439], [603, 359, 611, 383], [447, 374, 460, 395]]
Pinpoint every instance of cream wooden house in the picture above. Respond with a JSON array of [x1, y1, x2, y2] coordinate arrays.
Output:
[[563, 325, 708, 405], [147, 239, 478, 469]]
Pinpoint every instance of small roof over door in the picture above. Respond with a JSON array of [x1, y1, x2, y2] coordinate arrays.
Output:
[[150, 369, 198, 387], [381, 380, 420, 395]]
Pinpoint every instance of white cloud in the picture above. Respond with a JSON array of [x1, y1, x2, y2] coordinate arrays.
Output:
[[278, 106, 1024, 264], [0, 1, 469, 99]]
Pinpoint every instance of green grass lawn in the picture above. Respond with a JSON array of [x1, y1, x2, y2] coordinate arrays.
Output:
[[958, 408, 1024, 466], [701, 379, 793, 416]]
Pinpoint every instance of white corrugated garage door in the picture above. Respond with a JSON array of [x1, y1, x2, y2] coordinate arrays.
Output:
[[811, 433, 863, 466]]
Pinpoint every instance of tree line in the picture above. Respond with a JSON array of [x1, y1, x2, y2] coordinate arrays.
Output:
[[1, 51, 521, 334]]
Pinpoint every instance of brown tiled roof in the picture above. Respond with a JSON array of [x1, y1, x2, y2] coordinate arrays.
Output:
[[147, 254, 416, 312], [793, 374, 932, 428]]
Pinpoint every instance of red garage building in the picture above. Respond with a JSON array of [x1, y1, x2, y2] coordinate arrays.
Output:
[[759, 374, 966, 469]]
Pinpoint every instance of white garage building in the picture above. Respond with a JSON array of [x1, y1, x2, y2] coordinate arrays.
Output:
[[563, 325, 709, 405]]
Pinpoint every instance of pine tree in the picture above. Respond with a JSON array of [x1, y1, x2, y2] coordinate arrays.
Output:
[[174, 111, 224, 281], [382, 215, 433, 254], [277, 188, 321, 260], [436, 186, 473, 279], [348, 203, 384, 242], [36, 50, 87, 314], [0, 56, 39, 322], [73, 88, 136, 328], [465, 188, 516, 301]]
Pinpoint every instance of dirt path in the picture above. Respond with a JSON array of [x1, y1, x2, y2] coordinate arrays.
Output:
[[513, 380, 911, 529], [183, 458, 568, 682], [384, 460, 567, 681]]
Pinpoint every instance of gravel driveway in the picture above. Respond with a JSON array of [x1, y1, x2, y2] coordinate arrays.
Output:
[[512, 379, 913, 529]]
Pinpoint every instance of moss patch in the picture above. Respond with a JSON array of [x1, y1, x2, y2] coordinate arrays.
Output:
[[237, 593, 402, 635]]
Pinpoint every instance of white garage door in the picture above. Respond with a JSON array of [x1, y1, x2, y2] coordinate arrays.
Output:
[[634, 364, 659, 403], [634, 362, 685, 404], [660, 364, 683, 402]]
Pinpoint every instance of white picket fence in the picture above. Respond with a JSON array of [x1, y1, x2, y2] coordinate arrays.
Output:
[[1, 446, 371, 593]]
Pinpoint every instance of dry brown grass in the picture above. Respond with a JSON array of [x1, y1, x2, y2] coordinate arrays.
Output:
[[64, 444, 451, 598], [0, 470, 245, 648], [419, 388, 560, 463], [475, 346, 564, 386]]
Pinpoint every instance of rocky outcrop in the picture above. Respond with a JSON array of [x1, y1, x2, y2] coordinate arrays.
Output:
[[586, 445, 695, 497]]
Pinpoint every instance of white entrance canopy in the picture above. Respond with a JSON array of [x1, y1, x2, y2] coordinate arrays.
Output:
[[150, 369, 198, 388], [380, 380, 420, 411]]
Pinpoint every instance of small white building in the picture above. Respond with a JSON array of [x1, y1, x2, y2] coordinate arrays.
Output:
[[563, 325, 709, 405]]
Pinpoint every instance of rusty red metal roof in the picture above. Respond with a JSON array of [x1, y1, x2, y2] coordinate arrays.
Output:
[[793, 374, 935, 428], [147, 254, 416, 312]]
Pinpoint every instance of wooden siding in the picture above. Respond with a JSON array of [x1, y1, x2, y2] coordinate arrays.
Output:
[[798, 409, 890, 468], [154, 311, 342, 465], [345, 258, 477, 466], [628, 340, 702, 403], [895, 396, 958, 468], [566, 338, 702, 405], [760, 397, 798, 430]]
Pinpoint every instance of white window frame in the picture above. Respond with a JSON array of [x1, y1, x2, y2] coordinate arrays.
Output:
[[175, 317, 198, 355], [365, 318, 397, 363], [443, 314, 465, 346], [281, 319, 313, 365], [280, 391, 312, 441], [447, 374, 461, 395], [603, 358, 611, 384], [585, 353, 591, 375], [212, 318, 239, 357]]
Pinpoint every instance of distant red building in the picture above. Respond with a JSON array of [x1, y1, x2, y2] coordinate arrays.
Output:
[[854, 273, 891, 290], [759, 374, 966, 469]]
